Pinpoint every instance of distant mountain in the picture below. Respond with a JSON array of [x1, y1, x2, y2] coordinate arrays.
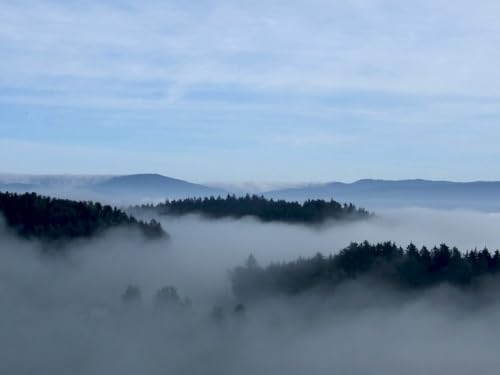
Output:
[[0, 183, 37, 193], [0, 174, 110, 188], [265, 179, 500, 211], [5, 175, 500, 210], [91, 174, 225, 201], [0, 173, 226, 204]]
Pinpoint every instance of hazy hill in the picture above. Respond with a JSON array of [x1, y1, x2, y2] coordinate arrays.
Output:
[[0, 173, 226, 204], [0, 183, 37, 192], [92, 174, 225, 201], [266, 179, 500, 211], [0, 174, 111, 200]]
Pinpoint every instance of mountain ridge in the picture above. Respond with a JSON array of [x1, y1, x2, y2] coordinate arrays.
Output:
[[264, 179, 500, 210], [0, 173, 226, 203]]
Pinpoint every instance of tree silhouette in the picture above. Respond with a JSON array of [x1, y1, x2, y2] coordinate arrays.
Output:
[[0, 192, 167, 244], [230, 241, 500, 300], [121, 285, 142, 306], [136, 194, 371, 224]]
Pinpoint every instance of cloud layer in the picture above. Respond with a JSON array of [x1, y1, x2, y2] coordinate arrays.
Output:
[[3, 208, 500, 374], [2, 0, 500, 181], [3, 0, 500, 98]]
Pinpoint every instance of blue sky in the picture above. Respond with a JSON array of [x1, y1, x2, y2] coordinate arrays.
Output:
[[1, 0, 500, 183]]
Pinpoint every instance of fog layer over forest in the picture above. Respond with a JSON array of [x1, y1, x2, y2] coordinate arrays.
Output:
[[2, 208, 500, 374], [158, 208, 500, 266]]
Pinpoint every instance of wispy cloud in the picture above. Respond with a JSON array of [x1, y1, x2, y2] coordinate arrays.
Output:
[[1, 0, 500, 181], [2, 0, 500, 105]]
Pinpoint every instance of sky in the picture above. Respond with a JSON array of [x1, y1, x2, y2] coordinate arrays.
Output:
[[1, 0, 500, 183]]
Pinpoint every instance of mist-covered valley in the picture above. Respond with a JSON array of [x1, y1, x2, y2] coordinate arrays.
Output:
[[3, 201, 500, 374], [4, 0, 500, 371]]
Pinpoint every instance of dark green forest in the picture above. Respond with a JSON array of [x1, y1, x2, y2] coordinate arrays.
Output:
[[138, 194, 371, 224], [231, 241, 500, 300], [0, 192, 166, 242]]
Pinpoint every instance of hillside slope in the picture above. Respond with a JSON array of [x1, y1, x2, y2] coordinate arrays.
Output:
[[0, 192, 166, 243]]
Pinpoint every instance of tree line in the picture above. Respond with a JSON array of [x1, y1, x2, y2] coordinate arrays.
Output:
[[137, 194, 371, 224], [0, 192, 166, 243], [230, 241, 500, 300]]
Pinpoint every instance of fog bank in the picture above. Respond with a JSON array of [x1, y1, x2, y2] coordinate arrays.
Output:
[[158, 208, 500, 268], [2, 208, 500, 374]]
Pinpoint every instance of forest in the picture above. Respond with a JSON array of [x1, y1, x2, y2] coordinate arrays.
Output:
[[138, 194, 371, 224], [0, 192, 166, 242], [230, 241, 500, 300]]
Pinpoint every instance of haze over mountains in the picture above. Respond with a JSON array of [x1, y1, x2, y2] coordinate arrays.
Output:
[[0, 173, 226, 204], [92, 174, 225, 202], [2, 173, 500, 211], [266, 179, 500, 211]]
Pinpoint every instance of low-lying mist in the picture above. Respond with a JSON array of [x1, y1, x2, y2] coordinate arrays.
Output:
[[2, 207, 500, 374], [157, 207, 500, 266]]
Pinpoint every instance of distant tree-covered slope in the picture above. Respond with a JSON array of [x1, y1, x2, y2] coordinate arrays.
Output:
[[231, 242, 500, 300], [0, 192, 166, 242], [138, 195, 371, 224]]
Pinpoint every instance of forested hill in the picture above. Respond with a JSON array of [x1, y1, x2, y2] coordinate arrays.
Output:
[[138, 195, 371, 224], [231, 242, 500, 300], [0, 192, 166, 242]]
